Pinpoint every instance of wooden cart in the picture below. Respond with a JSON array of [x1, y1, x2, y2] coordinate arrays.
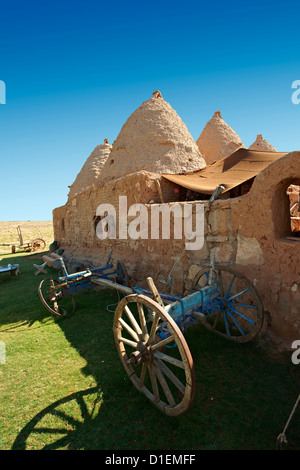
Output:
[[38, 255, 264, 417]]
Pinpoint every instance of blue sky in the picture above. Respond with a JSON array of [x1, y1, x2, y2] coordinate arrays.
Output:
[[0, 0, 299, 220]]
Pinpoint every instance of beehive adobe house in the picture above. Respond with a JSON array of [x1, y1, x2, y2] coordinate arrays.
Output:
[[249, 134, 278, 152], [196, 111, 245, 165], [67, 139, 112, 200], [98, 90, 206, 183], [53, 92, 300, 345]]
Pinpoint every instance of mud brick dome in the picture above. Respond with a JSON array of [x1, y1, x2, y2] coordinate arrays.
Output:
[[196, 111, 245, 165], [249, 134, 278, 152], [68, 139, 112, 199], [98, 91, 206, 183]]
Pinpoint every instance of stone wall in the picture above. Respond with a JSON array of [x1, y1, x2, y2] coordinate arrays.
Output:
[[53, 151, 300, 344]]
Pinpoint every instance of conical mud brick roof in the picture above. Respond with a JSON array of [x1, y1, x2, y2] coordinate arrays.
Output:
[[249, 134, 277, 152], [196, 111, 245, 165], [68, 139, 112, 199], [98, 91, 206, 183]]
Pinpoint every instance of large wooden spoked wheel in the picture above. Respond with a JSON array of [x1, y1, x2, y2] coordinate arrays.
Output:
[[113, 294, 195, 416], [31, 238, 46, 252], [192, 265, 264, 343], [38, 278, 75, 317]]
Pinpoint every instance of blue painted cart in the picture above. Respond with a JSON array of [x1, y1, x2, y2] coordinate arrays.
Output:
[[38, 251, 117, 317], [93, 261, 264, 416], [38, 255, 264, 416]]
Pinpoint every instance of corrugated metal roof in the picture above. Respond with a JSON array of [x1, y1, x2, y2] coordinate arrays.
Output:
[[163, 148, 288, 195]]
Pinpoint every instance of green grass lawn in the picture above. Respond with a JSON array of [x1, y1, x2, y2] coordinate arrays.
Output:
[[0, 250, 299, 450]]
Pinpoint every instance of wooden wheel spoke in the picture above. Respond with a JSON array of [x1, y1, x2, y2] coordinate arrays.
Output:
[[139, 363, 147, 388], [154, 358, 186, 395], [212, 311, 220, 329], [153, 351, 185, 369], [225, 274, 236, 299], [226, 308, 246, 336], [229, 301, 258, 310], [148, 364, 160, 402], [154, 363, 176, 407], [118, 317, 139, 342], [228, 287, 249, 302], [151, 334, 175, 351], [229, 305, 256, 325], [149, 312, 160, 344], [223, 310, 231, 336], [137, 302, 149, 341], [119, 336, 138, 348], [125, 305, 142, 337]]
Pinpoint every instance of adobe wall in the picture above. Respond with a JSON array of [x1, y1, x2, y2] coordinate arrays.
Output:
[[230, 151, 300, 343], [53, 152, 300, 345], [53, 170, 181, 254]]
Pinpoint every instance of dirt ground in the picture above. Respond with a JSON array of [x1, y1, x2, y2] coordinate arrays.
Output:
[[0, 221, 54, 253]]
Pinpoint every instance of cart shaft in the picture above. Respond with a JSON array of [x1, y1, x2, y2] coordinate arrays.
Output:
[[91, 276, 134, 295], [165, 284, 217, 321]]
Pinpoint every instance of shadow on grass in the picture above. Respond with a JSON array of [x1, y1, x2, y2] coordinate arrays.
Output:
[[10, 305, 300, 450], [11, 387, 102, 450], [0, 251, 54, 328]]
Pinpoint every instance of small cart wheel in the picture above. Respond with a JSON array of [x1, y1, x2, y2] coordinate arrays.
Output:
[[114, 294, 195, 416], [38, 278, 76, 317], [192, 264, 264, 343], [31, 238, 46, 252]]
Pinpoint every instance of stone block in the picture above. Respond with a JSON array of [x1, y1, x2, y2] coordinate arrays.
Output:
[[208, 208, 231, 236], [236, 233, 264, 266]]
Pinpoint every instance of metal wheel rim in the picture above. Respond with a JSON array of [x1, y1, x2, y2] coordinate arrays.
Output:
[[38, 278, 75, 318]]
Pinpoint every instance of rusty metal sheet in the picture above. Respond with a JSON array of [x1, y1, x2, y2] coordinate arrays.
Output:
[[163, 149, 288, 194]]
